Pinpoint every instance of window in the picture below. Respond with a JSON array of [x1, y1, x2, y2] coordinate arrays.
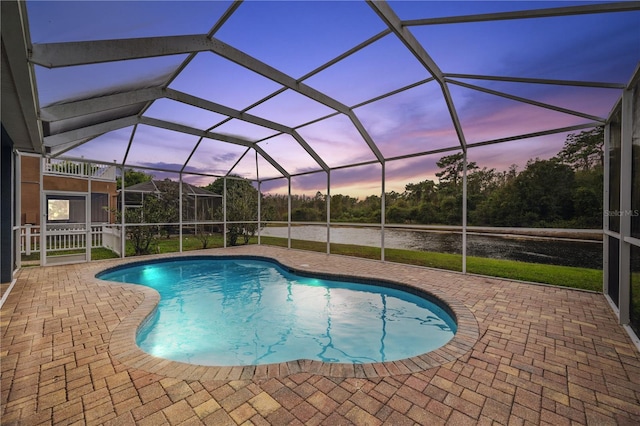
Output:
[[47, 199, 69, 221], [46, 195, 86, 223], [91, 193, 109, 223]]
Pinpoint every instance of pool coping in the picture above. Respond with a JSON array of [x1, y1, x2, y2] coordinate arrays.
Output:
[[97, 251, 480, 380]]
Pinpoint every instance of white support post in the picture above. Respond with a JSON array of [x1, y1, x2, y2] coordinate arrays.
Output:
[[462, 152, 468, 274], [39, 156, 45, 266], [25, 225, 31, 256], [256, 151, 261, 246], [326, 170, 330, 255], [179, 173, 183, 253], [257, 180, 262, 245], [120, 165, 126, 258], [86, 164, 92, 262], [15, 151, 22, 270], [381, 162, 386, 262], [603, 123, 611, 295], [618, 87, 633, 324], [287, 178, 291, 249], [223, 177, 227, 248]]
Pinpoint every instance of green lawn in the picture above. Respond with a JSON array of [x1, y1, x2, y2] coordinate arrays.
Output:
[[258, 236, 603, 292], [21, 247, 120, 263]]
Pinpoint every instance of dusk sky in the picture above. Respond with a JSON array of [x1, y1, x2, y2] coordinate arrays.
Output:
[[27, 1, 640, 197]]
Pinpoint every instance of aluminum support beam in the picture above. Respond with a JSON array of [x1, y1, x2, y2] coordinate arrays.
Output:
[[139, 117, 290, 178], [32, 35, 354, 118], [465, 123, 603, 150], [43, 115, 139, 147], [288, 131, 330, 171], [207, 1, 243, 38], [367, 1, 443, 82], [31, 34, 219, 68], [444, 73, 627, 89], [181, 137, 205, 175], [403, 2, 640, 26], [1, 0, 43, 153], [617, 85, 634, 324], [298, 29, 391, 81], [49, 138, 96, 158], [31, 33, 384, 164], [38, 85, 329, 171], [210, 38, 385, 163], [367, 0, 467, 151], [40, 87, 164, 121], [167, 89, 285, 133], [140, 116, 252, 146], [138, 2, 243, 126], [462, 153, 468, 274], [326, 171, 330, 255], [447, 79, 607, 123], [440, 83, 468, 151], [121, 124, 138, 165], [603, 122, 611, 295], [381, 163, 386, 262], [179, 174, 183, 253], [226, 148, 251, 177], [166, 89, 329, 171]]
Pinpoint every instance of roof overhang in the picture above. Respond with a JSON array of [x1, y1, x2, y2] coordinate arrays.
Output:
[[1, 0, 43, 153]]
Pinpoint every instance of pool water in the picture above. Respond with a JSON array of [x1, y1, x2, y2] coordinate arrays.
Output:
[[98, 257, 457, 366]]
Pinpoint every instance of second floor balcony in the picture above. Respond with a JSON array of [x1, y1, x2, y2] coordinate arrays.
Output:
[[43, 158, 117, 181]]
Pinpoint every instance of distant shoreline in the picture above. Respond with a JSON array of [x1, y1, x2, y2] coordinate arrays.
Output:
[[263, 223, 603, 242]]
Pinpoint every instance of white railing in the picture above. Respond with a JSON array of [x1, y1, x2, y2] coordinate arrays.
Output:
[[101, 225, 122, 256], [42, 158, 117, 181], [21, 224, 40, 255], [20, 224, 122, 257], [47, 225, 89, 252]]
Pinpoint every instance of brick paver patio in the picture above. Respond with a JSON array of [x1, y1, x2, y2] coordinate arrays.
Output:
[[2, 246, 639, 425]]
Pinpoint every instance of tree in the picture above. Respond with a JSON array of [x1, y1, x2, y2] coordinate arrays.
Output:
[[205, 176, 259, 245], [256, 128, 605, 229], [571, 168, 603, 228], [194, 224, 218, 249], [260, 194, 289, 221], [472, 182, 522, 227], [116, 195, 166, 255], [466, 167, 501, 224], [404, 180, 436, 205], [154, 179, 181, 238], [117, 169, 153, 190], [292, 207, 322, 222], [357, 195, 381, 223], [514, 159, 576, 226], [435, 153, 478, 188], [313, 191, 326, 213], [386, 204, 411, 224], [331, 194, 361, 221], [554, 128, 604, 227], [557, 127, 604, 171]]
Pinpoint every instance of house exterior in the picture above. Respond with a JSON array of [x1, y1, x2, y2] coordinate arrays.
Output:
[[20, 154, 118, 226]]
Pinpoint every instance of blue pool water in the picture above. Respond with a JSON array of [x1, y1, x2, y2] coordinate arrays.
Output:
[[98, 257, 456, 366]]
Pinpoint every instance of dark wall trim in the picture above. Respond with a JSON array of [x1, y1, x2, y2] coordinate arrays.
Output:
[[1, 124, 15, 283]]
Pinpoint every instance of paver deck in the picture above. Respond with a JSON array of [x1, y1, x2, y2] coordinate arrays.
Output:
[[2, 245, 639, 425]]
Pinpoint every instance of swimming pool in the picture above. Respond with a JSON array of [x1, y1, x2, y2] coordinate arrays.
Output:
[[98, 256, 457, 366]]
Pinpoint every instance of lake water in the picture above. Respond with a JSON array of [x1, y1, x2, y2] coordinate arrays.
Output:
[[259, 225, 603, 269]]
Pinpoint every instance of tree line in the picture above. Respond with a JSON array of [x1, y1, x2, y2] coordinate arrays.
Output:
[[259, 127, 604, 229]]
